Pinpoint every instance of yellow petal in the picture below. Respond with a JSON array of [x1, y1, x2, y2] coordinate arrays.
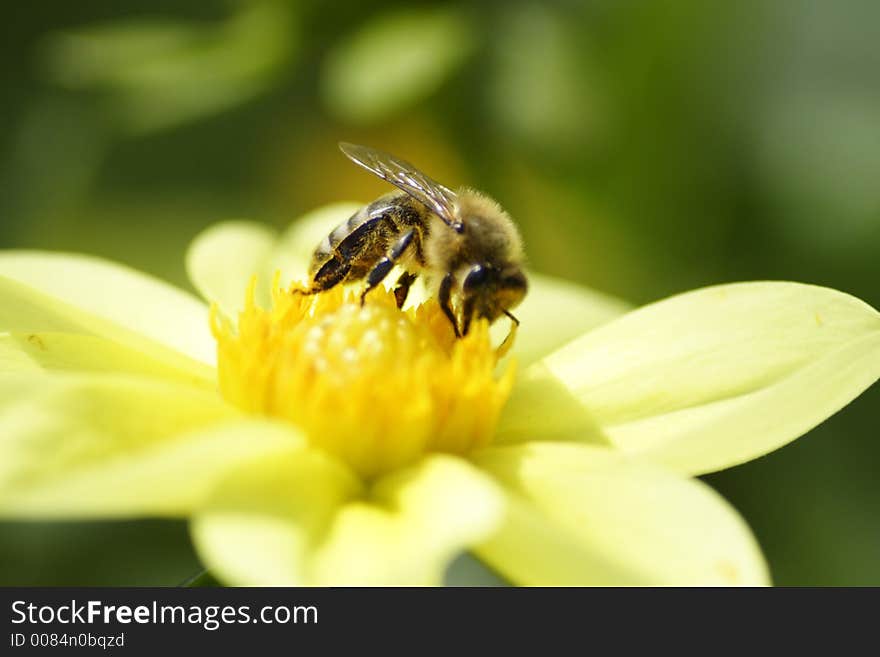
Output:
[[0, 274, 214, 381], [312, 455, 504, 585], [537, 282, 880, 474], [472, 442, 769, 586], [0, 251, 214, 365], [494, 272, 631, 367], [190, 449, 358, 586], [495, 362, 610, 446], [0, 372, 297, 517], [267, 202, 363, 285], [0, 332, 213, 388], [185, 221, 278, 316], [191, 454, 504, 585]]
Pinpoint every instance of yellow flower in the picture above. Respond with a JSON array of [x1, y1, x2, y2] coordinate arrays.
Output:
[[1, 202, 878, 586], [211, 278, 515, 479]]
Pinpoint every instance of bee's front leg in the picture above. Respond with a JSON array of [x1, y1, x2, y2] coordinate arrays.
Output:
[[438, 272, 461, 338]]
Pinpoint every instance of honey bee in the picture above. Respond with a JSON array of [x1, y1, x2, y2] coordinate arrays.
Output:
[[302, 143, 528, 338]]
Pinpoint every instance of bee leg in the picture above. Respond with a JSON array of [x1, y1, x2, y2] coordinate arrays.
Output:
[[496, 319, 518, 359], [438, 272, 461, 338], [461, 297, 476, 336], [306, 255, 351, 294], [360, 229, 415, 306], [393, 271, 418, 309]]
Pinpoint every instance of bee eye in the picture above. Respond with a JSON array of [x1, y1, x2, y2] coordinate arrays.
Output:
[[463, 266, 489, 291]]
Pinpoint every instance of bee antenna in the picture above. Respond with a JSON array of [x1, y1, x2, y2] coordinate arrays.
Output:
[[503, 310, 520, 326]]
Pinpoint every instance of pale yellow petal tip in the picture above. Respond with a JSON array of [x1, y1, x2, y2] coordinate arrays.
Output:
[[211, 272, 517, 478], [713, 558, 770, 587]]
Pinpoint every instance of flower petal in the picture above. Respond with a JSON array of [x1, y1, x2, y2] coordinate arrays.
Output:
[[191, 454, 504, 585], [185, 221, 278, 316], [495, 362, 610, 446], [267, 202, 363, 284], [0, 251, 215, 365], [190, 449, 358, 586], [472, 442, 769, 586], [537, 282, 880, 474], [495, 272, 631, 366], [0, 274, 214, 381], [0, 331, 214, 388], [0, 372, 299, 517], [312, 455, 504, 586]]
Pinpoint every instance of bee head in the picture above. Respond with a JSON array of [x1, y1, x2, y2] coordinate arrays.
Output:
[[462, 264, 528, 324]]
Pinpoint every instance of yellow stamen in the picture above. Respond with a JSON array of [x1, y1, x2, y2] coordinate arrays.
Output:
[[211, 274, 516, 478]]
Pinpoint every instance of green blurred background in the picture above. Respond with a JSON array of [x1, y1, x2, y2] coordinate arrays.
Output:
[[1, 0, 877, 585]]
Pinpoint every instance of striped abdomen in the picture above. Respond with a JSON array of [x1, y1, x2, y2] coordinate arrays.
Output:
[[307, 193, 429, 292]]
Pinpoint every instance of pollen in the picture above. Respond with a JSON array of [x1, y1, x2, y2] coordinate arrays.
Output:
[[211, 275, 516, 478]]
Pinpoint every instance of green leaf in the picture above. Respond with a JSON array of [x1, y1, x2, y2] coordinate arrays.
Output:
[[42, 3, 296, 134], [488, 4, 602, 152], [321, 7, 475, 123]]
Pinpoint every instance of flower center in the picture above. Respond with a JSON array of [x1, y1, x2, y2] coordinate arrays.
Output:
[[211, 275, 515, 478]]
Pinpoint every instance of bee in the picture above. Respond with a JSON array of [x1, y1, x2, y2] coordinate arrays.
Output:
[[302, 142, 528, 338]]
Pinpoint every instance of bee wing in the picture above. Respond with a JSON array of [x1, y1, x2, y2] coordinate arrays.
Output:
[[339, 142, 461, 230]]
